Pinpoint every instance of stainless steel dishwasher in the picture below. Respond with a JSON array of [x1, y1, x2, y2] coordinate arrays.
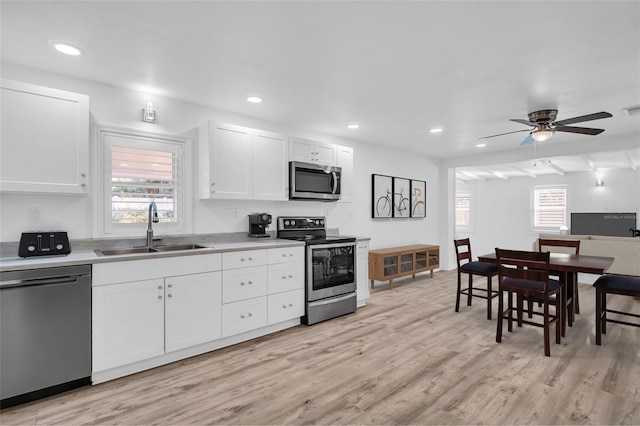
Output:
[[1, 265, 92, 408]]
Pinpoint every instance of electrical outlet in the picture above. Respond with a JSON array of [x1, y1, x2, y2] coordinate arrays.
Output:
[[29, 206, 42, 225], [223, 208, 238, 218]]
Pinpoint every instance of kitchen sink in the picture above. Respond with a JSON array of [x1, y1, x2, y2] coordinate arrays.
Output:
[[153, 244, 210, 252], [95, 244, 210, 257]]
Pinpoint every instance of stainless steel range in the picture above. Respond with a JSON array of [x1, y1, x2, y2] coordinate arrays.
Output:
[[277, 216, 357, 325]]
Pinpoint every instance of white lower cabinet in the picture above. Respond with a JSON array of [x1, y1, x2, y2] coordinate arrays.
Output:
[[92, 246, 304, 382], [165, 272, 222, 353], [222, 297, 268, 337], [268, 289, 304, 325], [356, 240, 370, 307], [93, 279, 165, 372]]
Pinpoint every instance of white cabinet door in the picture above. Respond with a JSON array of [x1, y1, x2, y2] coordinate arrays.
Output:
[[253, 130, 288, 201], [92, 279, 165, 372], [222, 266, 268, 303], [337, 145, 354, 203], [0, 79, 89, 194], [199, 122, 252, 199], [289, 137, 337, 166], [315, 141, 338, 166], [222, 297, 268, 337], [267, 262, 304, 294], [165, 272, 222, 353], [356, 241, 370, 307], [268, 289, 304, 325]]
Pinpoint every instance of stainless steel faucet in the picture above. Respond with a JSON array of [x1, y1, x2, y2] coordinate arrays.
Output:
[[146, 201, 159, 248]]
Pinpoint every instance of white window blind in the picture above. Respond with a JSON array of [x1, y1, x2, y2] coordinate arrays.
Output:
[[456, 192, 470, 228], [100, 130, 185, 236], [533, 186, 567, 229]]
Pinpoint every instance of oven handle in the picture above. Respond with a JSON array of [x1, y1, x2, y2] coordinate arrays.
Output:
[[308, 292, 355, 307], [308, 241, 355, 250]]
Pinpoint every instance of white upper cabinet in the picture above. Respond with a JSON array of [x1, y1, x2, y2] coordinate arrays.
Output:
[[199, 122, 287, 200], [199, 122, 253, 199], [337, 145, 354, 203], [252, 130, 288, 201], [289, 137, 337, 166], [0, 79, 89, 195]]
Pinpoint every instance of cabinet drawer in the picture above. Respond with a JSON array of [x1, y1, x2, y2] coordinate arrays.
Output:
[[222, 297, 267, 337], [268, 246, 304, 264], [222, 266, 267, 303], [268, 262, 304, 294], [222, 249, 267, 270], [268, 289, 304, 325]]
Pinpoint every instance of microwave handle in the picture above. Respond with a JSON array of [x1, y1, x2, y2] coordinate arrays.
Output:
[[331, 172, 338, 194]]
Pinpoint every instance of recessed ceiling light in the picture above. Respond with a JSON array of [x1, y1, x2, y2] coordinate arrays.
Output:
[[476, 143, 487, 148], [52, 42, 83, 56], [430, 128, 443, 133], [347, 124, 360, 129], [247, 96, 262, 103]]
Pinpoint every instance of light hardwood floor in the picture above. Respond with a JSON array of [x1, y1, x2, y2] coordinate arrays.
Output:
[[2, 270, 639, 425]]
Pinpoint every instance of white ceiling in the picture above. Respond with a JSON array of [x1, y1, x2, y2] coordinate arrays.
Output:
[[1, 1, 639, 177]]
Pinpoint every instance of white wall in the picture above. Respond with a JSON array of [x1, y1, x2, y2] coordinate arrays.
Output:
[[0, 64, 440, 249], [455, 168, 640, 261]]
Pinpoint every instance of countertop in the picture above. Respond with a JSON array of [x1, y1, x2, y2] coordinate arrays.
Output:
[[0, 239, 305, 272]]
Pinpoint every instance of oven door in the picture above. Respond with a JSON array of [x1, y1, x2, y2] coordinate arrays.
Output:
[[306, 241, 356, 301]]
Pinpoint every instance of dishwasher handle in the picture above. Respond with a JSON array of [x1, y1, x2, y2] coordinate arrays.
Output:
[[0, 275, 86, 289]]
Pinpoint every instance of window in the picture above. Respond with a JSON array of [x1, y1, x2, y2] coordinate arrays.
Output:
[[532, 185, 567, 230], [98, 128, 187, 236], [456, 191, 474, 232]]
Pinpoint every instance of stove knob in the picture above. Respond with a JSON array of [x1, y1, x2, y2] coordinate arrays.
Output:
[[320, 219, 324, 225]]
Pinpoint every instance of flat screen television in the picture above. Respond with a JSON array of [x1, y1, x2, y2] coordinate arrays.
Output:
[[570, 212, 637, 237]]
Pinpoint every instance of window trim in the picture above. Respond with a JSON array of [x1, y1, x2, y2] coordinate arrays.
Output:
[[531, 184, 568, 232], [93, 125, 192, 238], [455, 189, 475, 232]]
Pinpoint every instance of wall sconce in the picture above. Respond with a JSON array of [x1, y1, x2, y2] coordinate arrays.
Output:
[[596, 174, 604, 187], [142, 101, 156, 123]]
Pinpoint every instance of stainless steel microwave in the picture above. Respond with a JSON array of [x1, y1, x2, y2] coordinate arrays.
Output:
[[289, 161, 341, 201]]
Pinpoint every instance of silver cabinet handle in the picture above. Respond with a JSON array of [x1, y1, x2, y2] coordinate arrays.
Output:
[[167, 284, 172, 288], [157, 285, 162, 290], [282, 304, 287, 308], [158, 295, 163, 299], [168, 293, 172, 298]]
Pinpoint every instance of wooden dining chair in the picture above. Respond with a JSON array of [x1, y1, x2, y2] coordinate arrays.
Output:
[[539, 238, 581, 314], [495, 248, 562, 357], [454, 238, 499, 320]]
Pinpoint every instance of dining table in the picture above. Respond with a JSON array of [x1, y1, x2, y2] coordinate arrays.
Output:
[[477, 252, 615, 335]]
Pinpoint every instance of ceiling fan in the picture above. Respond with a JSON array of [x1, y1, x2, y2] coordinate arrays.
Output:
[[480, 109, 613, 146]]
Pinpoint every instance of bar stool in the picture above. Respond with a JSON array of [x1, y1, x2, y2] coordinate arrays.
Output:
[[454, 238, 499, 320]]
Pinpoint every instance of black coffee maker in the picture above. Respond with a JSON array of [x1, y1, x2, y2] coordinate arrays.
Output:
[[248, 213, 272, 238]]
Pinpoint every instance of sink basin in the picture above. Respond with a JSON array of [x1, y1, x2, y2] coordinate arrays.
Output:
[[95, 244, 211, 257], [95, 247, 157, 256], [153, 244, 210, 252]]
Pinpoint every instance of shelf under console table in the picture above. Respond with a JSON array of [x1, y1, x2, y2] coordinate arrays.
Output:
[[368, 244, 439, 289]]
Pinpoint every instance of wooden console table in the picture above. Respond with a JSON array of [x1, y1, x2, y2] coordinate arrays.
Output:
[[368, 244, 439, 289]]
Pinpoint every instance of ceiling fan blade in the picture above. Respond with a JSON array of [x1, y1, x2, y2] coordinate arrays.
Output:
[[554, 111, 612, 126], [555, 125, 605, 135], [510, 118, 537, 126], [479, 129, 531, 140], [520, 134, 534, 146]]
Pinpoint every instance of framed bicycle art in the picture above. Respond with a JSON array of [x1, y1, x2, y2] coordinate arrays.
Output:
[[372, 174, 393, 218], [410, 179, 426, 217], [372, 174, 426, 219]]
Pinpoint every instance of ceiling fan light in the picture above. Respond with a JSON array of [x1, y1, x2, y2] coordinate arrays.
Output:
[[532, 128, 555, 142]]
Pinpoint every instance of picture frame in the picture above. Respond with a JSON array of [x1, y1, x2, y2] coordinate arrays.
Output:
[[392, 177, 411, 217], [371, 174, 393, 218], [410, 179, 426, 218]]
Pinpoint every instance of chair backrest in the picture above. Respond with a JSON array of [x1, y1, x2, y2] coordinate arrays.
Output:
[[495, 248, 552, 292], [454, 238, 472, 268], [538, 238, 580, 255]]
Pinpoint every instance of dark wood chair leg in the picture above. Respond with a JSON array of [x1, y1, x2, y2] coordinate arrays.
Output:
[[574, 273, 580, 314], [601, 289, 607, 335], [455, 272, 462, 312], [486, 276, 492, 320], [507, 291, 513, 333], [496, 288, 503, 343], [595, 287, 603, 345], [543, 297, 551, 357], [467, 274, 473, 306]]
